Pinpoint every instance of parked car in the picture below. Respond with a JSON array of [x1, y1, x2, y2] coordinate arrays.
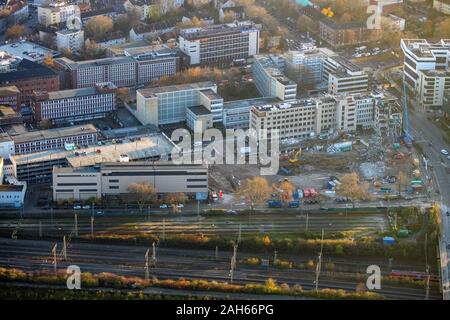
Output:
[[226, 209, 237, 215], [441, 149, 449, 155], [73, 205, 81, 210], [82, 205, 91, 210], [176, 204, 184, 209], [159, 204, 168, 209]]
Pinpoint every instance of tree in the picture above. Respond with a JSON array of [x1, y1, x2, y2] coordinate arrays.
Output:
[[127, 182, 156, 213], [149, 4, 163, 22], [336, 172, 371, 208], [39, 119, 52, 130], [42, 55, 54, 68], [236, 176, 271, 213], [273, 179, 295, 205], [262, 235, 271, 247], [5, 25, 26, 40], [85, 16, 113, 40]]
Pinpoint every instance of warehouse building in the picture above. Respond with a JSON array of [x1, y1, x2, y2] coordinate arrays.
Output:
[[52, 162, 208, 201]]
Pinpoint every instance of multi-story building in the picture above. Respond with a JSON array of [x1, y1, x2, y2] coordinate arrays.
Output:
[[0, 59, 60, 105], [179, 22, 259, 65], [253, 55, 297, 101], [285, 46, 325, 87], [298, 6, 380, 49], [400, 39, 450, 110], [400, 39, 450, 90], [136, 81, 221, 126], [11, 124, 98, 155], [56, 29, 84, 53], [31, 82, 117, 123], [11, 134, 174, 184], [52, 162, 208, 201], [433, 0, 450, 15], [417, 69, 450, 110], [354, 94, 376, 129], [250, 95, 357, 140], [326, 56, 368, 95], [38, 1, 80, 27], [54, 45, 180, 89], [222, 97, 280, 130]]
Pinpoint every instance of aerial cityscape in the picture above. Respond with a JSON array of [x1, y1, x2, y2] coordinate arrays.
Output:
[[0, 0, 449, 307]]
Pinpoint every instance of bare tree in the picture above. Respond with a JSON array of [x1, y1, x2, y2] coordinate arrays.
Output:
[[127, 182, 156, 213]]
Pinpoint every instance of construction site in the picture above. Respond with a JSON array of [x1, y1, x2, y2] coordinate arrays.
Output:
[[209, 129, 429, 202]]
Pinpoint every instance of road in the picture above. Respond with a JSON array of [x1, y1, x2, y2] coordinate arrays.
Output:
[[408, 108, 450, 300], [0, 238, 440, 300]]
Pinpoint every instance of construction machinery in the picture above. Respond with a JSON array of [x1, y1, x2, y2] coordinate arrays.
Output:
[[288, 148, 302, 164]]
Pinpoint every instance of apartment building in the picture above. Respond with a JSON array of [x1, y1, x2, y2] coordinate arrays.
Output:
[[31, 82, 117, 123], [38, 1, 80, 27], [56, 29, 84, 53], [0, 86, 20, 111], [253, 55, 297, 101], [52, 162, 208, 201], [136, 81, 221, 126], [54, 45, 180, 88], [179, 22, 259, 65]]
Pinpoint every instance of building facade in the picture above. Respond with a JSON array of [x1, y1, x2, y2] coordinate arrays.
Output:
[[56, 29, 84, 53], [179, 22, 259, 65], [136, 81, 220, 126], [38, 1, 80, 27], [253, 55, 297, 101], [31, 82, 117, 123], [52, 162, 208, 200]]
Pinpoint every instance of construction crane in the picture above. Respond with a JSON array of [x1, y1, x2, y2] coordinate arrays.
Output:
[[402, 77, 412, 147], [288, 148, 302, 164]]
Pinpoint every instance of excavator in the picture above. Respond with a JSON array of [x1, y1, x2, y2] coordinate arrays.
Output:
[[288, 148, 302, 164]]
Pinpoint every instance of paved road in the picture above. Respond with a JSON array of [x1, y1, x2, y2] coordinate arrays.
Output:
[[408, 109, 450, 300]]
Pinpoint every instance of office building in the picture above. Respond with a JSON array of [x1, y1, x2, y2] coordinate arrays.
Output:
[[54, 45, 180, 88], [179, 22, 259, 65], [400, 39, 450, 110], [253, 55, 297, 101], [11, 124, 98, 155], [285, 46, 325, 87], [31, 82, 117, 123], [11, 133, 175, 184], [136, 81, 221, 126], [326, 56, 368, 95], [250, 95, 357, 140]]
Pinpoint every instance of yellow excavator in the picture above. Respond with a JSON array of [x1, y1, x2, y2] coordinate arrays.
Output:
[[321, 7, 334, 18], [288, 148, 302, 164]]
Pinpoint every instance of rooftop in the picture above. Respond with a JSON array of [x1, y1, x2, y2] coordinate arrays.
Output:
[[9, 124, 98, 144], [254, 55, 296, 86], [138, 81, 216, 98], [401, 39, 450, 58], [0, 41, 59, 63], [0, 184, 25, 192], [187, 105, 211, 116], [199, 89, 222, 100], [55, 56, 135, 70], [223, 96, 281, 111], [11, 134, 175, 167], [0, 59, 57, 82], [252, 98, 319, 113], [180, 22, 258, 40]]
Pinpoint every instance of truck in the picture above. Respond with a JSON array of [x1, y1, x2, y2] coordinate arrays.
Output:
[[267, 200, 283, 208]]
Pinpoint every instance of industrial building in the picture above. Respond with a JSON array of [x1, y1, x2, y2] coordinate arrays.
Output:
[[52, 162, 208, 201]]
